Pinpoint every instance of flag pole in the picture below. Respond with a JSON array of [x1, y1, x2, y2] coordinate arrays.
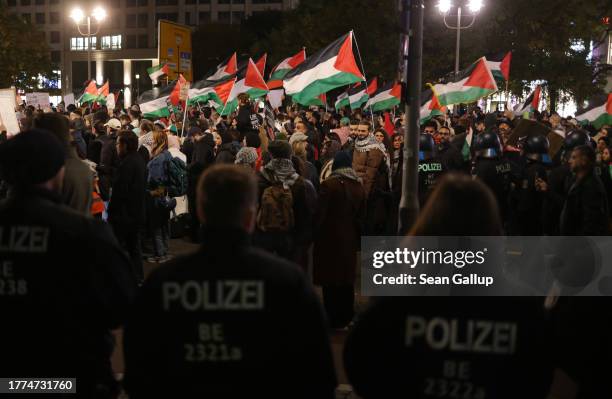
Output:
[[180, 94, 189, 138], [351, 30, 375, 127]]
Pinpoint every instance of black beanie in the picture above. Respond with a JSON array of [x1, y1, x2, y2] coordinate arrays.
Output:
[[267, 140, 292, 159], [0, 129, 66, 186], [332, 151, 353, 171]]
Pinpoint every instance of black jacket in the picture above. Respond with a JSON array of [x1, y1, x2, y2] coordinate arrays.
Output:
[[123, 228, 336, 399], [108, 152, 147, 227], [215, 142, 237, 164], [0, 187, 137, 396], [437, 141, 464, 171], [560, 171, 609, 235], [190, 134, 216, 179]]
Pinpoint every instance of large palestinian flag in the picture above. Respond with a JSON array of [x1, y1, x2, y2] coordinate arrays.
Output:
[[206, 53, 238, 81], [78, 80, 99, 104], [486, 51, 511, 83], [301, 93, 328, 107], [96, 81, 110, 104], [283, 32, 364, 105], [365, 81, 401, 112], [268, 49, 306, 90], [349, 78, 378, 110], [432, 57, 498, 106], [138, 75, 187, 119], [513, 85, 541, 116], [188, 76, 236, 107], [335, 91, 350, 110], [420, 88, 446, 124], [218, 58, 269, 115], [255, 53, 267, 77], [576, 93, 612, 129]]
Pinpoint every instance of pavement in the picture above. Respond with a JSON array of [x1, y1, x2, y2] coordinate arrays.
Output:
[[111, 237, 364, 398]]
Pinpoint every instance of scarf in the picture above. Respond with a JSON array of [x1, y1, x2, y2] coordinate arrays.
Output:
[[331, 167, 362, 183], [355, 133, 391, 186], [262, 158, 299, 189], [139, 131, 154, 154]]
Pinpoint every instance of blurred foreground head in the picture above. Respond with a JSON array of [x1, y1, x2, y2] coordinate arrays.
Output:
[[409, 173, 502, 236], [0, 129, 66, 194], [196, 164, 258, 232]]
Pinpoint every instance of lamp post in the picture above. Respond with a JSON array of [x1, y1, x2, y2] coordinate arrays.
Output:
[[135, 74, 140, 98], [70, 6, 106, 83], [437, 0, 483, 78]]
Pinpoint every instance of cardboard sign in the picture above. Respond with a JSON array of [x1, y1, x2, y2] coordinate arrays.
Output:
[[0, 88, 20, 135], [64, 93, 75, 106], [25, 92, 50, 110]]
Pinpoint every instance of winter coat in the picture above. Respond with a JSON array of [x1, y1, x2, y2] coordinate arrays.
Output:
[[62, 146, 93, 216], [108, 152, 147, 227], [215, 142, 238, 164], [313, 175, 366, 286], [352, 147, 385, 197], [560, 171, 609, 235], [147, 150, 172, 190]]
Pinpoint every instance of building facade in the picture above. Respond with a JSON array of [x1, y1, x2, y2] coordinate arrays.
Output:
[[2, 0, 298, 106]]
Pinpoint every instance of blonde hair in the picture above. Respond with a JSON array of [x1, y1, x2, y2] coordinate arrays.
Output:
[[292, 140, 308, 162], [150, 129, 168, 158]]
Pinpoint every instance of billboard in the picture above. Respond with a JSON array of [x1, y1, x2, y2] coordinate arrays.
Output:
[[158, 20, 193, 82]]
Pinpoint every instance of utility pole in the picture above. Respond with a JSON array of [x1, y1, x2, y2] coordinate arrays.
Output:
[[397, 0, 424, 235]]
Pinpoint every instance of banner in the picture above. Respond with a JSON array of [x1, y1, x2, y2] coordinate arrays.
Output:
[[0, 88, 20, 135], [25, 92, 50, 110], [158, 20, 193, 82]]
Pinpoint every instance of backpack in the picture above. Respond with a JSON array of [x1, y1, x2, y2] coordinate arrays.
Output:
[[166, 156, 188, 197], [257, 183, 295, 232]]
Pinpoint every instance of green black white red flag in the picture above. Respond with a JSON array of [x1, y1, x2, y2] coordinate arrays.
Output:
[[365, 81, 401, 112], [188, 76, 236, 107], [206, 53, 238, 81], [432, 57, 498, 106], [576, 93, 612, 129], [486, 51, 511, 84], [283, 32, 364, 105], [218, 58, 269, 115], [420, 88, 446, 124], [349, 77, 378, 110], [513, 85, 541, 116], [268, 48, 306, 90]]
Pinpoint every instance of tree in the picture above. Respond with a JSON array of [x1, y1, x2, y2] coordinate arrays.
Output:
[[0, 5, 55, 90]]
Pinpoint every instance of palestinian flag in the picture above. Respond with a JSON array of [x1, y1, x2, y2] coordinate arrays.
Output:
[[268, 48, 306, 90], [97, 81, 110, 104], [188, 76, 236, 107], [335, 91, 350, 110], [147, 63, 169, 81], [349, 78, 378, 110], [138, 76, 186, 119], [79, 80, 99, 104], [576, 93, 612, 129], [420, 88, 446, 124], [365, 81, 401, 112], [513, 85, 541, 116], [255, 53, 267, 77], [432, 57, 498, 106], [486, 51, 512, 83], [206, 53, 238, 81], [301, 93, 327, 107], [218, 58, 269, 115], [283, 32, 364, 105]]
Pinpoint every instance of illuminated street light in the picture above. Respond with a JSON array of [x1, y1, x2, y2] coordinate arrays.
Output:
[[71, 6, 106, 82], [69, 7, 84, 24], [92, 6, 107, 22], [438, 0, 452, 14], [467, 0, 483, 13]]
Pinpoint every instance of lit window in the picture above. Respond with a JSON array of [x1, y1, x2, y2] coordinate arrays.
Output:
[[101, 35, 122, 50], [70, 36, 97, 50]]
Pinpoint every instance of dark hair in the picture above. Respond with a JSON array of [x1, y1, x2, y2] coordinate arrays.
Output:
[[33, 112, 70, 146], [573, 144, 596, 167], [350, 119, 360, 125], [117, 130, 139, 153], [245, 132, 261, 148], [409, 173, 502, 236], [228, 128, 241, 142], [119, 115, 131, 123], [358, 121, 372, 131], [197, 164, 258, 228]]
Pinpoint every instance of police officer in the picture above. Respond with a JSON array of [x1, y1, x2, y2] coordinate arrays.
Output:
[[123, 164, 337, 398], [418, 133, 445, 206], [537, 129, 590, 235], [0, 129, 137, 397], [471, 131, 512, 228], [514, 134, 552, 235]]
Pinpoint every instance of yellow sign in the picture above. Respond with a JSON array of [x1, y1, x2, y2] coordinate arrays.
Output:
[[158, 20, 193, 82]]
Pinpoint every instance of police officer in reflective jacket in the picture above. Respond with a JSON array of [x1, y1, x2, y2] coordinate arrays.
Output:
[[0, 130, 137, 398], [418, 134, 445, 206], [514, 134, 552, 235], [123, 164, 337, 399], [471, 131, 512, 228]]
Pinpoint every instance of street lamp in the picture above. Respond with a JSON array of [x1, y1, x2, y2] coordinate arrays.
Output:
[[70, 5, 106, 84], [135, 74, 140, 98], [437, 0, 483, 78]]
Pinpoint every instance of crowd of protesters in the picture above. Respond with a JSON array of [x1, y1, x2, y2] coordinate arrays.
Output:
[[1, 91, 611, 398]]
